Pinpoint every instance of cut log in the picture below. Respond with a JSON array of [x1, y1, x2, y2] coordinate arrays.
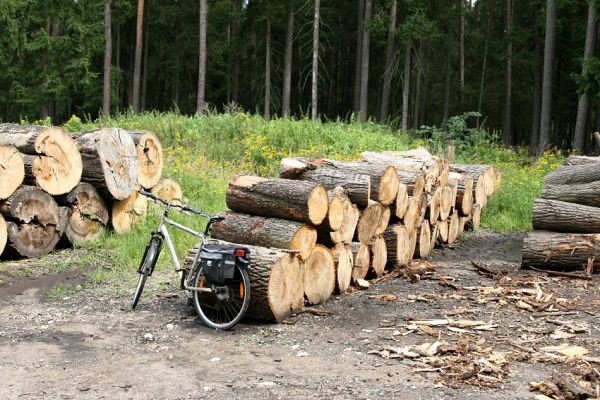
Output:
[[211, 211, 317, 261], [439, 185, 454, 221], [150, 178, 183, 203], [280, 157, 381, 207], [0, 124, 82, 195], [458, 215, 469, 235], [355, 200, 385, 243], [332, 243, 353, 293], [465, 204, 482, 231], [303, 245, 336, 305], [128, 130, 163, 189], [430, 222, 440, 252], [447, 212, 460, 244], [0, 185, 61, 257], [351, 242, 370, 281], [227, 175, 328, 225], [532, 198, 600, 233], [438, 219, 449, 243], [370, 235, 387, 278], [383, 223, 411, 267], [374, 206, 391, 236], [414, 221, 431, 258], [521, 231, 600, 272], [451, 164, 489, 205], [427, 188, 441, 224], [449, 173, 474, 216], [541, 182, 600, 208], [394, 183, 409, 219], [0, 145, 24, 200], [0, 214, 6, 256], [111, 190, 148, 234], [324, 187, 346, 231], [56, 183, 109, 245], [403, 195, 424, 237], [408, 228, 417, 259], [398, 171, 426, 199], [73, 128, 137, 200], [186, 242, 304, 322], [544, 164, 600, 185], [564, 155, 600, 166], [330, 199, 360, 244]]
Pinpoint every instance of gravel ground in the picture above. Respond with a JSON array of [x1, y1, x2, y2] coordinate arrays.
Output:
[[0, 230, 598, 400]]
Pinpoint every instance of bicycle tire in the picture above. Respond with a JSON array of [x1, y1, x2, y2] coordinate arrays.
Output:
[[131, 237, 160, 309], [193, 264, 250, 330]]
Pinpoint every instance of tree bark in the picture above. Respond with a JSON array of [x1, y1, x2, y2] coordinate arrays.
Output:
[[73, 128, 137, 201], [196, 0, 208, 114], [354, 0, 365, 113], [226, 175, 328, 225], [0, 145, 24, 200], [442, 41, 451, 129], [564, 155, 600, 165], [573, 1, 598, 154], [282, 0, 294, 118], [311, 0, 320, 122], [379, 0, 397, 123], [477, 16, 491, 128], [141, 26, 149, 111], [503, 0, 512, 145], [460, 0, 465, 110], [538, 0, 557, 155], [541, 182, 600, 208], [402, 43, 411, 131], [211, 212, 317, 261], [264, 17, 271, 120], [533, 198, 600, 233], [304, 245, 335, 305], [532, 11, 543, 148], [0, 124, 82, 195], [56, 183, 109, 245], [102, 0, 112, 115], [544, 164, 600, 185], [132, 0, 144, 113], [358, 0, 372, 122], [522, 231, 600, 272]]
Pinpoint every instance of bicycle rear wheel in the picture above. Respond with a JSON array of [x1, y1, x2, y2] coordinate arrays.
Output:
[[132, 236, 161, 309], [193, 264, 250, 330]]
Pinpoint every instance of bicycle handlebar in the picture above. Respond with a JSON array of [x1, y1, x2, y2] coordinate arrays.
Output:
[[139, 189, 223, 221]]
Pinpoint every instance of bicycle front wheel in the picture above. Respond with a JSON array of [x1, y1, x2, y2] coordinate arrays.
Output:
[[193, 264, 250, 330], [132, 236, 161, 309]]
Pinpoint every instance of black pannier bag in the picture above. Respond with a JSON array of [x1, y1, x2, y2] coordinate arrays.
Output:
[[199, 244, 250, 285]]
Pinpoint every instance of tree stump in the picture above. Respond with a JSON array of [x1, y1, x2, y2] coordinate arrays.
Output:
[[128, 130, 163, 189], [0, 145, 24, 200], [303, 245, 335, 305], [522, 231, 599, 272], [56, 183, 109, 245]]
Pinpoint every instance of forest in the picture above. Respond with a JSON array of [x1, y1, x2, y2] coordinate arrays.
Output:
[[1, 0, 599, 155]]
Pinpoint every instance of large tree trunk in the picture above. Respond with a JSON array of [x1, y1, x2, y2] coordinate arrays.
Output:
[[211, 212, 317, 261], [503, 0, 512, 146], [379, 0, 397, 123], [532, 11, 542, 148], [0, 186, 61, 258], [522, 231, 599, 272], [56, 183, 109, 245], [0, 145, 24, 200], [533, 198, 600, 233], [132, 0, 144, 113], [477, 16, 491, 128], [102, 0, 112, 115], [0, 124, 82, 195], [282, 0, 294, 118], [304, 245, 335, 305], [442, 41, 451, 128], [196, 0, 208, 114], [311, 0, 320, 122], [354, 0, 364, 113], [541, 182, 600, 208], [186, 243, 304, 322], [573, 1, 598, 154], [358, 0, 372, 122], [280, 157, 398, 206], [264, 17, 271, 121], [226, 175, 328, 225], [128, 130, 163, 189], [401, 43, 411, 131], [544, 164, 600, 185], [73, 128, 137, 201], [537, 0, 557, 155]]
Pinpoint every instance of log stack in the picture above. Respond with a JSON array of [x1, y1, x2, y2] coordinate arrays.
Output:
[[0, 124, 171, 259], [523, 156, 600, 273]]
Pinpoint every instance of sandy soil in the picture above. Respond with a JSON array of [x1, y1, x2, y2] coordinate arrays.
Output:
[[0, 230, 598, 400]]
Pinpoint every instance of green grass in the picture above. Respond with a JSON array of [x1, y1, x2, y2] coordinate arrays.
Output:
[[61, 111, 563, 285]]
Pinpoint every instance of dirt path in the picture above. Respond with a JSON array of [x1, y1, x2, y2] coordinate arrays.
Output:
[[0, 230, 598, 399]]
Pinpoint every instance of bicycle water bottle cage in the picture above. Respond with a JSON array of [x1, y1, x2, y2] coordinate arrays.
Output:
[[199, 244, 250, 285]]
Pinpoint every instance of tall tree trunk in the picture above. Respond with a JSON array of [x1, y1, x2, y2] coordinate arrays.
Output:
[[311, 0, 320, 122], [401, 43, 411, 131], [282, 0, 294, 118], [532, 12, 542, 148], [443, 45, 451, 129], [503, 0, 513, 145], [413, 49, 422, 129], [573, 0, 598, 154], [538, 0, 557, 155], [460, 0, 465, 111], [379, 0, 397, 123], [196, 0, 208, 114], [102, 0, 112, 115], [477, 16, 491, 128], [141, 26, 149, 112], [132, 0, 144, 114], [264, 18, 271, 120], [227, 24, 232, 104], [359, 0, 372, 122], [354, 0, 365, 114], [115, 25, 121, 112], [232, 0, 240, 104]]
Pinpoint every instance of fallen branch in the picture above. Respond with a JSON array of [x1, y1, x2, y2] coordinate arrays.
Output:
[[527, 266, 592, 280]]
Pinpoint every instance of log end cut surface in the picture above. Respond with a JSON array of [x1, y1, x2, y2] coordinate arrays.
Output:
[[304, 245, 335, 305], [112, 191, 148, 234], [34, 128, 83, 195], [65, 183, 109, 244], [0, 214, 7, 256], [0, 145, 24, 199], [133, 131, 163, 189], [150, 178, 183, 203]]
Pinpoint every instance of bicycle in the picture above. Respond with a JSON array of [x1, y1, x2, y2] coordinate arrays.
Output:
[[131, 189, 251, 330]]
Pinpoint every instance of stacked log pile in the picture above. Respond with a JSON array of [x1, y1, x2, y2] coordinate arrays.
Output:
[[522, 155, 600, 273], [0, 123, 174, 258], [184, 147, 499, 322]]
